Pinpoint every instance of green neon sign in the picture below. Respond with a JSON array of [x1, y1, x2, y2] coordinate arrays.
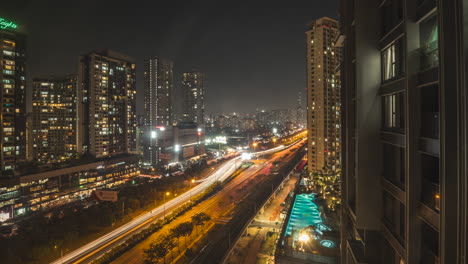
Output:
[[0, 18, 18, 30]]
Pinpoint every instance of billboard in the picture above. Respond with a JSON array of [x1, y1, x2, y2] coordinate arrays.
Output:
[[91, 190, 118, 202], [183, 146, 195, 158]]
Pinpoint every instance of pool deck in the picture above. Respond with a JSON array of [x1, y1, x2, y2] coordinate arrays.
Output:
[[277, 191, 340, 263]]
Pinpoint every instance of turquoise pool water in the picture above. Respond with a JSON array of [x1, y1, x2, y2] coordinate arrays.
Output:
[[282, 193, 337, 250], [285, 193, 323, 238]]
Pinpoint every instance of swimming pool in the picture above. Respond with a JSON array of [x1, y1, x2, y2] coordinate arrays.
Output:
[[283, 193, 335, 248], [284, 193, 322, 237]]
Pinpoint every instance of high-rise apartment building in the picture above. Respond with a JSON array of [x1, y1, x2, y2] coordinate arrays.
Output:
[[340, 1, 468, 263], [306, 17, 342, 175], [142, 57, 173, 166], [182, 71, 205, 125], [296, 91, 305, 125], [0, 17, 26, 173], [32, 75, 77, 164], [144, 57, 173, 127], [78, 50, 137, 158]]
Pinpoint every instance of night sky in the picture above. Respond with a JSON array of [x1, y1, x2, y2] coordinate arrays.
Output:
[[2, 1, 339, 115]]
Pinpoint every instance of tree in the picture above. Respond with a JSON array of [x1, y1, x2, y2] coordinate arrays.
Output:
[[178, 222, 194, 248], [191, 212, 211, 235], [144, 241, 167, 264], [170, 225, 183, 253], [144, 235, 175, 264]]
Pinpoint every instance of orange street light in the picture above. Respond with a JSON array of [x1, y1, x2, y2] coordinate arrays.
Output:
[[190, 179, 196, 201], [163, 192, 171, 219]]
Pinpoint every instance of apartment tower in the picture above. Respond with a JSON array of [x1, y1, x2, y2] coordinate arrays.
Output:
[[182, 71, 205, 125], [340, 0, 468, 263], [144, 57, 173, 127], [142, 57, 173, 165], [78, 50, 137, 158], [32, 75, 78, 164], [306, 17, 342, 175], [0, 17, 26, 173]]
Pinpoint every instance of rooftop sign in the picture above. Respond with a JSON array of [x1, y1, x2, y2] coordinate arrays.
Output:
[[0, 18, 18, 30]]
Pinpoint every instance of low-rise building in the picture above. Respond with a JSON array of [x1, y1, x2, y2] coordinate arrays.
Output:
[[0, 154, 139, 222]]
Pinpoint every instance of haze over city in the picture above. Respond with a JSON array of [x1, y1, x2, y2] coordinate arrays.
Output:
[[1, 1, 468, 264]]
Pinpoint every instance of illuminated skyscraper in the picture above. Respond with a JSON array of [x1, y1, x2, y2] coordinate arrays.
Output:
[[32, 75, 77, 164], [306, 17, 342, 174], [144, 57, 173, 127], [78, 50, 137, 158], [142, 57, 173, 166], [0, 17, 26, 173], [182, 71, 205, 125]]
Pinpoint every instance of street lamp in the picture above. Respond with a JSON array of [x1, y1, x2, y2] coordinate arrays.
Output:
[[190, 179, 195, 201], [253, 142, 258, 152], [273, 138, 277, 148], [163, 192, 170, 219]]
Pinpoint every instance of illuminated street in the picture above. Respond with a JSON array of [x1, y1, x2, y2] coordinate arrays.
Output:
[[49, 140, 304, 264]]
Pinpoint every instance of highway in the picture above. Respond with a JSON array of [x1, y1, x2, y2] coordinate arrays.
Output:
[[50, 142, 303, 264]]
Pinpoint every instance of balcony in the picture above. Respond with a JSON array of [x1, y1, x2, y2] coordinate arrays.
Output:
[[421, 179, 440, 212], [421, 112, 439, 139], [421, 247, 439, 264], [417, 0, 437, 22], [420, 40, 439, 71]]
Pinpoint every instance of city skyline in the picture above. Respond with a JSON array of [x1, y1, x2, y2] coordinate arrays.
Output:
[[4, 1, 468, 264], [1, 1, 339, 114]]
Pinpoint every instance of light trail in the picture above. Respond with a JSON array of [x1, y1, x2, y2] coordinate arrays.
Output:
[[50, 139, 305, 264]]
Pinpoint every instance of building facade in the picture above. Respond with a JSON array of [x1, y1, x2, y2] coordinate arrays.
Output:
[[144, 57, 173, 127], [0, 154, 139, 222], [306, 17, 342, 175], [78, 50, 137, 158], [142, 57, 173, 166], [296, 91, 306, 126], [0, 17, 26, 173], [182, 71, 205, 125], [141, 124, 204, 166], [340, 1, 468, 264], [32, 75, 78, 164]]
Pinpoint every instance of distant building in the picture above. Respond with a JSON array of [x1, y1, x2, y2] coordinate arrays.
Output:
[[0, 17, 26, 173], [142, 57, 173, 166], [306, 17, 342, 174], [32, 75, 78, 164], [255, 109, 269, 127], [144, 57, 173, 127], [182, 72, 205, 125], [240, 117, 257, 131], [141, 123, 204, 165], [78, 50, 137, 158], [296, 91, 305, 125]]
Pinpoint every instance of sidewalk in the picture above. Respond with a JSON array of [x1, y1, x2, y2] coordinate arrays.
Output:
[[225, 173, 298, 264]]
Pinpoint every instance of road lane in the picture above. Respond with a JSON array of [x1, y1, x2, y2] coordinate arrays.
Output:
[[50, 140, 304, 264]]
